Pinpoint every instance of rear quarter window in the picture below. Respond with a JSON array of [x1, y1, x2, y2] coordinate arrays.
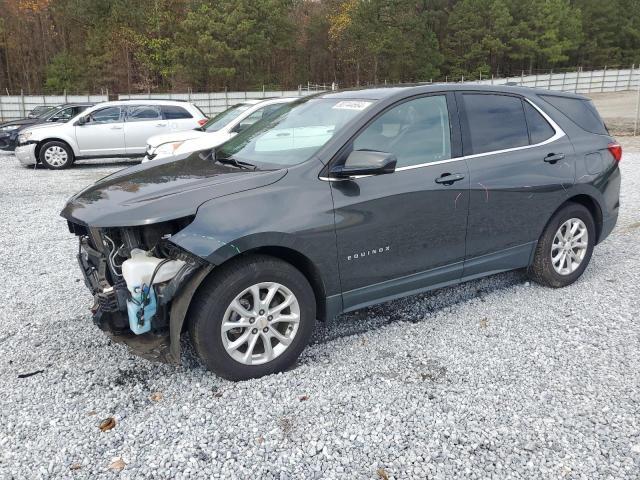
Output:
[[162, 105, 193, 120], [540, 95, 608, 135], [523, 101, 555, 144]]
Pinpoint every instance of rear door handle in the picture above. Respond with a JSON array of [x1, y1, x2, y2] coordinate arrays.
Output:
[[110, 126, 123, 130], [435, 173, 465, 185], [155, 123, 167, 127], [544, 153, 565, 163]]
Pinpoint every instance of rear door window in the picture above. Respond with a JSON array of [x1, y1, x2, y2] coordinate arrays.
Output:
[[540, 95, 608, 135], [463, 94, 529, 154], [162, 105, 193, 120], [126, 105, 162, 122], [524, 102, 555, 144]]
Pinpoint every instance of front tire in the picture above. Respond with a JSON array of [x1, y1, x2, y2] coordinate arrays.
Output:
[[39, 141, 74, 169], [188, 255, 316, 381], [529, 203, 595, 288]]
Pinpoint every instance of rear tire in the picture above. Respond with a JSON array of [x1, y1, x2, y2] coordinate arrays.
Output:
[[529, 203, 595, 288], [188, 255, 316, 381], [39, 141, 74, 169]]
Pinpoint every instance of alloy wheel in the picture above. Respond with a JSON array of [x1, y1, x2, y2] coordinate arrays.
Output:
[[220, 282, 300, 365], [551, 218, 589, 275]]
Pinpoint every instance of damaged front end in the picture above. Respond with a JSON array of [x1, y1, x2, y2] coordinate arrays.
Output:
[[69, 217, 212, 364]]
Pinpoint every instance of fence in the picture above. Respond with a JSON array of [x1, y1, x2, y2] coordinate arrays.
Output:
[[1, 68, 639, 121], [469, 67, 640, 94], [0, 94, 108, 121], [118, 89, 316, 117], [0, 84, 332, 121]]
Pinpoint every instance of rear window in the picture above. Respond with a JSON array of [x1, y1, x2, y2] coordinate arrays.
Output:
[[540, 95, 608, 135], [463, 94, 529, 154], [162, 105, 193, 120]]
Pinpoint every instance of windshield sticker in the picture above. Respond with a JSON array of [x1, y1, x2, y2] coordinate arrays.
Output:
[[332, 101, 372, 111]]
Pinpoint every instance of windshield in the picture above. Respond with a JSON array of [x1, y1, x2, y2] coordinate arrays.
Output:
[[215, 97, 374, 168], [38, 106, 63, 120], [202, 103, 253, 132]]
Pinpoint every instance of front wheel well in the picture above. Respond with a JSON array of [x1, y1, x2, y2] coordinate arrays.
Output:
[[245, 247, 327, 321], [561, 194, 603, 242], [35, 138, 74, 161], [192, 247, 328, 322]]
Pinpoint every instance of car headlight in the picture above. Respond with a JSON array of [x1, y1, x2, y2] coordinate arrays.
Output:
[[154, 141, 184, 156], [17, 132, 32, 144], [1, 125, 19, 131]]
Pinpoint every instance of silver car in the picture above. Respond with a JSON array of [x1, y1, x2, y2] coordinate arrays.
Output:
[[15, 100, 207, 169], [143, 97, 297, 163]]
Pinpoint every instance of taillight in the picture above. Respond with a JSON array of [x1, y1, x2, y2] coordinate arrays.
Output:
[[607, 142, 622, 162], [198, 118, 208, 126]]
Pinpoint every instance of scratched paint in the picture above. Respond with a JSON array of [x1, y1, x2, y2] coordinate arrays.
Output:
[[477, 182, 489, 202], [454, 192, 463, 209], [198, 234, 241, 254]]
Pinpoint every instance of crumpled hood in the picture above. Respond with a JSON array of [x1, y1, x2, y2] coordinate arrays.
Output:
[[60, 151, 287, 228], [147, 129, 208, 148]]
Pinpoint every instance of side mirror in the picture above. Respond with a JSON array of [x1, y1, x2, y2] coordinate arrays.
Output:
[[75, 115, 88, 126], [330, 150, 397, 178]]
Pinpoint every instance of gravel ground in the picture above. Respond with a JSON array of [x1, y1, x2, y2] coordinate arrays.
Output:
[[0, 146, 639, 480], [589, 92, 640, 136]]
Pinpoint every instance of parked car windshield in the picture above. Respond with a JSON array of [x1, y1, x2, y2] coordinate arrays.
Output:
[[202, 103, 253, 132], [32, 106, 55, 118], [39, 106, 64, 120], [215, 97, 374, 168]]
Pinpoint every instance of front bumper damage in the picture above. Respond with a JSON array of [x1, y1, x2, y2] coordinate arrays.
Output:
[[15, 143, 37, 165], [72, 221, 212, 364]]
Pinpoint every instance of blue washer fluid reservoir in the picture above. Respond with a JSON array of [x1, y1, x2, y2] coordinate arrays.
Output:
[[127, 285, 157, 335], [122, 249, 185, 336]]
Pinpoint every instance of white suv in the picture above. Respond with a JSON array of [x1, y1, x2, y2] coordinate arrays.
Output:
[[143, 97, 297, 163], [15, 100, 207, 169]]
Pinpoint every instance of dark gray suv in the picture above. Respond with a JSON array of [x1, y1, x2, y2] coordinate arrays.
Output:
[[61, 85, 621, 380]]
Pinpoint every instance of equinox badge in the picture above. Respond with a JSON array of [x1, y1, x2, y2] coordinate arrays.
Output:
[[347, 246, 390, 261]]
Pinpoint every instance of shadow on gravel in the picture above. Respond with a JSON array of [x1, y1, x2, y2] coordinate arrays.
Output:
[[311, 269, 528, 345]]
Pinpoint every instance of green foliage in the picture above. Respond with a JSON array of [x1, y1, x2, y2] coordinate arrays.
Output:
[[44, 52, 85, 93], [171, 0, 293, 90], [1, 0, 639, 93]]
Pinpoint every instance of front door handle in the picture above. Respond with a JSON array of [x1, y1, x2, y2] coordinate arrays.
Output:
[[155, 123, 167, 127], [435, 173, 465, 185], [110, 126, 123, 130], [544, 153, 565, 163]]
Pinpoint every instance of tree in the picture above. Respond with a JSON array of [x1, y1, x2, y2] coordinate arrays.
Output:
[[444, 0, 512, 78], [508, 0, 581, 73], [44, 51, 84, 92], [171, 0, 294, 90], [330, 0, 442, 85]]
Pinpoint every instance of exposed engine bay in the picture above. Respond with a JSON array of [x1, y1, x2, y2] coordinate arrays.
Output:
[[67, 217, 212, 363]]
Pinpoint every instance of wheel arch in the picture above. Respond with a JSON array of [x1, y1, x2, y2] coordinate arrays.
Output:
[[563, 194, 603, 243], [242, 246, 328, 321], [168, 246, 331, 365], [189, 246, 329, 323], [35, 137, 76, 160]]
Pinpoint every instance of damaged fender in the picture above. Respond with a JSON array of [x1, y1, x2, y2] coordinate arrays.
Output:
[[167, 264, 214, 364]]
